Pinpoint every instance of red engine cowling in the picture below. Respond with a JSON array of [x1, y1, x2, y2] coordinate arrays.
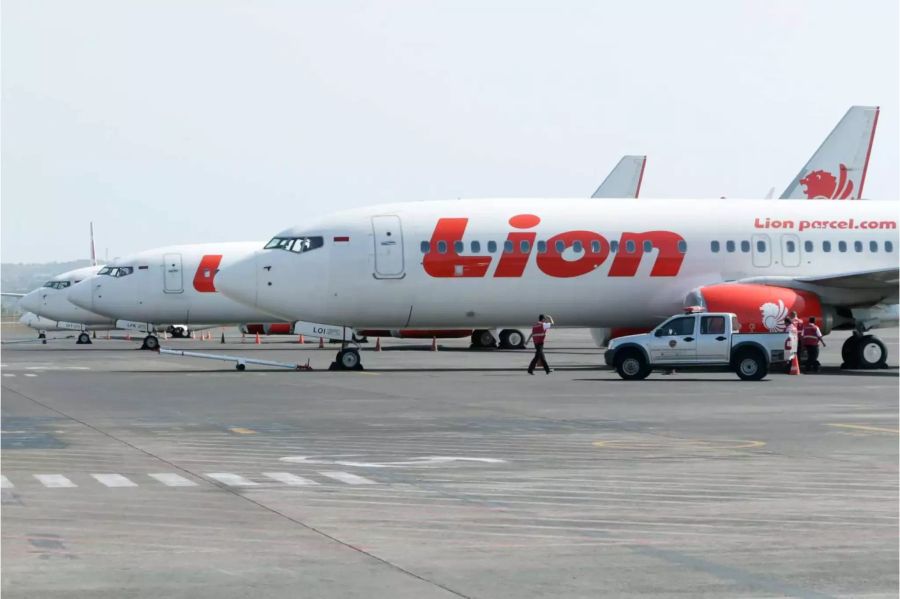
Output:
[[690, 284, 828, 334]]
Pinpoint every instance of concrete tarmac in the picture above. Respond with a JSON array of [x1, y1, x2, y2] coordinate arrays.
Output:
[[2, 325, 898, 598]]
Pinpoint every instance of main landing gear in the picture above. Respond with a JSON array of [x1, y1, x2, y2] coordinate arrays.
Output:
[[76, 332, 92, 345], [168, 326, 189, 339], [841, 333, 888, 369], [470, 329, 527, 350]]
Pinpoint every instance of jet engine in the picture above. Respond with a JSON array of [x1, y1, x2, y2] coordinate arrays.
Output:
[[687, 283, 832, 334]]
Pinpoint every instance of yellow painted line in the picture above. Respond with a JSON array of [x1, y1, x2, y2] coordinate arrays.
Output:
[[825, 423, 899, 434], [229, 427, 256, 435]]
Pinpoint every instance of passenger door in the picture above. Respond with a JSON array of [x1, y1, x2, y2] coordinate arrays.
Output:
[[751, 234, 772, 268], [781, 234, 801, 267], [163, 253, 183, 293], [696, 315, 730, 362], [372, 215, 405, 279], [648, 316, 698, 363]]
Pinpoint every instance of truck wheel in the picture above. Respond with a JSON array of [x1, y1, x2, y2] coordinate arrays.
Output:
[[734, 349, 767, 381], [856, 335, 887, 369], [499, 329, 525, 349], [615, 351, 649, 380]]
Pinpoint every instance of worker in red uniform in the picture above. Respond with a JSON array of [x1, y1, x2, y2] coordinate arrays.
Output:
[[789, 310, 805, 363], [526, 314, 554, 375], [801, 316, 826, 372]]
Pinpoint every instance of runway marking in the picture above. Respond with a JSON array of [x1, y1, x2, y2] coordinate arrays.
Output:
[[263, 472, 320, 486], [24, 373, 37, 377], [3, 373, 15, 377], [34, 474, 76, 488], [148, 473, 198, 487], [206, 473, 260, 486], [319, 471, 377, 485], [1, 475, 13, 488], [91, 473, 138, 488], [825, 423, 899, 434], [592, 438, 766, 450], [228, 427, 256, 435]]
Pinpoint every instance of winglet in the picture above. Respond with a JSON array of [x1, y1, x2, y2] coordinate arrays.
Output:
[[591, 155, 647, 198], [780, 106, 879, 200]]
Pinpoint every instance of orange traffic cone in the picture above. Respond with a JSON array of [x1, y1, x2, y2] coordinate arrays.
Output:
[[431, 337, 438, 351], [255, 332, 261, 345], [374, 337, 382, 351], [318, 337, 325, 349], [298, 334, 305, 344], [789, 353, 801, 375]]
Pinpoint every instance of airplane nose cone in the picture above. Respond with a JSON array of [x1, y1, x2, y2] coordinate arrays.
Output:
[[216, 253, 259, 308], [19, 290, 42, 314], [67, 280, 94, 311]]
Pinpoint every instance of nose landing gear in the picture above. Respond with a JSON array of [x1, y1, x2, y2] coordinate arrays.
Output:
[[330, 348, 363, 371], [76, 332, 92, 345], [141, 334, 160, 351]]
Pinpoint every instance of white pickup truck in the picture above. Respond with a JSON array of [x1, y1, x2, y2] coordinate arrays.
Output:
[[603, 311, 794, 381]]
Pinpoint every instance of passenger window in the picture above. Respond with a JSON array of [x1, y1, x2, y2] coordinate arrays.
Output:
[[756, 240, 767, 252], [804, 240, 813, 252], [740, 241, 750, 253], [642, 240, 652, 252], [487, 241, 497, 253], [420, 241, 430, 254], [726, 241, 735, 253], [786, 240, 796, 252], [610, 240, 619, 253], [504, 240, 514, 253], [677, 240, 687, 254], [625, 240, 636, 254], [854, 241, 863, 253], [520, 240, 531, 253], [885, 241, 894, 253], [555, 240, 565, 253], [700, 316, 726, 335], [573, 241, 583, 253], [838, 241, 847, 253], [658, 317, 694, 337], [454, 241, 464, 254], [823, 241, 831, 252], [869, 241, 877, 253], [590, 240, 601, 253], [437, 241, 448, 254], [537, 240, 547, 254], [471, 241, 481, 253], [710, 241, 720, 253]]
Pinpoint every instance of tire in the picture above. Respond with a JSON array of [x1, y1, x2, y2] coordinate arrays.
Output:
[[77, 332, 92, 345], [615, 350, 650, 380], [499, 329, 526, 349], [142, 335, 160, 351], [235, 363, 246, 371], [841, 336, 860, 368], [471, 330, 496, 348], [337, 348, 362, 370], [734, 349, 767, 381], [172, 327, 187, 339], [856, 335, 887, 369]]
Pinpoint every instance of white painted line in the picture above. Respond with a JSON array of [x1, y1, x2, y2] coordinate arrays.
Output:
[[206, 473, 259, 487], [63, 366, 91, 370], [148, 473, 197, 487], [24, 373, 37, 378], [263, 472, 319, 486], [2, 374, 15, 378], [319, 471, 378, 485], [1, 475, 13, 488], [34, 474, 76, 488], [91, 473, 138, 488]]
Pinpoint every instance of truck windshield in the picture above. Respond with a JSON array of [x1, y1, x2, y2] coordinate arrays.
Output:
[[264, 236, 324, 254], [657, 317, 694, 336]]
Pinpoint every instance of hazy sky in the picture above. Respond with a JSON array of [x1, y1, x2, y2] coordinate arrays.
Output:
[[3, 0, 898, 263]]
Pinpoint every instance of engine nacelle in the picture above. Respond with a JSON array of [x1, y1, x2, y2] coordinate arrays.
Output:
[[688, 283, 831, 334]]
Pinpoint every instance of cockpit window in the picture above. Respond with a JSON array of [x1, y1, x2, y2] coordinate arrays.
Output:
[[42, 281, 72, 290], [98, 266, 113, 275], [101, 266, 134, 278], [264, 236, 324, 254]]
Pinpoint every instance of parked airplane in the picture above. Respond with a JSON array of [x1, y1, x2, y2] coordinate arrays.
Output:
[[214, 198, 898, 370]]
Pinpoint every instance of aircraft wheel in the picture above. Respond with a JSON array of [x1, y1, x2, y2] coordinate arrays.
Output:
[[334, 348, 363, 370], [236, 363, 246, 371], [499, 329, 526, 349], [841, 336, 860, 368], [38, 332, 46, 339], [856, 335, 887, 369], [77, 332, 92, 345], [170, 327, 186, 339], [471, 330, 496, 348], [141, 335, 160, 351]]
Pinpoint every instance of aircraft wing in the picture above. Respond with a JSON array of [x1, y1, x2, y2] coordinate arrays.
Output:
[[737, 266, 899, 306], [591, 155, 646, 198]]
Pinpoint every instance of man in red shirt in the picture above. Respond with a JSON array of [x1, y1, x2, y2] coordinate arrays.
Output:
[[801, 316, 826, 373], [526, 314, 554, 375]]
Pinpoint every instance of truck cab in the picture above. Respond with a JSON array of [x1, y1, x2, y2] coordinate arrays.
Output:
[[604, 311, 793, 381]]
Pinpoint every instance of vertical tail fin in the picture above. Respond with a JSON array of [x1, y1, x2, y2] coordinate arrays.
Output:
[[90, 222, 97, 266], [591, 155, 647, 198], [780, 106, 879, 200]]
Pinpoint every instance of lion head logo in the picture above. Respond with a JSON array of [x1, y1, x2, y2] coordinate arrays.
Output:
[[759, 299, 789, 332], [799, 163, 854, 199]]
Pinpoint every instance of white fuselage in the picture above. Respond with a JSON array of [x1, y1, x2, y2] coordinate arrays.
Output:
[[215, 198, 899, 329], [18, 265, 116, 328]]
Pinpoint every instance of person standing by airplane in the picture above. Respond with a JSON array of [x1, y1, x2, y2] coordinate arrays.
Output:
[[801, 316, 826, 372], [526, 314, 554, 375]]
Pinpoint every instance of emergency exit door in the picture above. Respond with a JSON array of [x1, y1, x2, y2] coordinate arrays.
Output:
[[163, 253, 184, 293], [372, 215, 405, 279], [751, 234, 772, 268]]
